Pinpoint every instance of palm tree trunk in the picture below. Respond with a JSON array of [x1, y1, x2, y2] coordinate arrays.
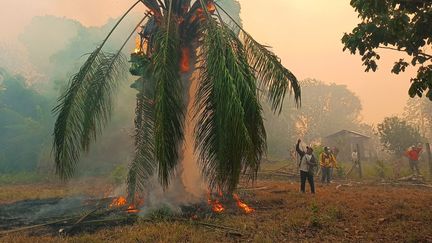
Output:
[[175, 43, 205, 197]]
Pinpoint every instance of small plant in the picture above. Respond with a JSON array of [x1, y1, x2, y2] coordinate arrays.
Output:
[[374, 160, 386, 179], [145, 205, 178, 220], [110, 164, 127, 185], [310, 202, 321, 228], [336, 164, 346, 178]]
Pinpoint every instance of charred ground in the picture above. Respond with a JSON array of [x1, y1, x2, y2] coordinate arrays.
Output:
[[1, 173, 432, 242]]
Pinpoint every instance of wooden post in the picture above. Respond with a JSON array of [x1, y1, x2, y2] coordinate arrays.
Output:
[[356, 144, 362, 179], [426, 143, 432, 178]]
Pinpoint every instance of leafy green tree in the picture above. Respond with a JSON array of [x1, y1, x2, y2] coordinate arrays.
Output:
[[53, 0, 300, 197], [377, 116, 423, 156], [342, 0, 432, 99], [0, 68, 52, 172]]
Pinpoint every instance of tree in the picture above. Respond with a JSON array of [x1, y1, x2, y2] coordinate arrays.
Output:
[[342, 0, 432, 99], [264, 79, 363, 157], [53, 0, 301, 198], [404, 96, 432, 140], [377, 116, 423, 156], [0, 68, 52, 172]]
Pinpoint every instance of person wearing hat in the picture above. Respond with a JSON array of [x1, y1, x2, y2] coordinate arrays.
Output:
[[320, 146, 337, 184], [296, 139, 318, 193], [404, 143, 423, 176]]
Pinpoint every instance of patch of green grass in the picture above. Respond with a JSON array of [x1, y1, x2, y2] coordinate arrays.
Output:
[[0, 172, 55, 185]]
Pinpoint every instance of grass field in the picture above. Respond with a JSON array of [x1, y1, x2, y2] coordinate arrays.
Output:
[[1, 171, 432, 243]]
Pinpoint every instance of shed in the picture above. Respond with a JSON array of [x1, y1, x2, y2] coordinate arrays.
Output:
[[323, 130, 376, 162]]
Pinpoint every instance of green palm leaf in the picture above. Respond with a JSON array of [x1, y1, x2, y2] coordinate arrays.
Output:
[[215, 2, 301, 112], [226, 28, 266, 181], [196, 15, 254, 193], [80, 52, 127, 150], [128, 80, 156, 199], [52, 2, 144, 179], [53, 49, 105, 179], [151, 4, 185, 188]]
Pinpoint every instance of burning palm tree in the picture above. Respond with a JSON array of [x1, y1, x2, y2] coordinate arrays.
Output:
[[53, 0, 300, 199]]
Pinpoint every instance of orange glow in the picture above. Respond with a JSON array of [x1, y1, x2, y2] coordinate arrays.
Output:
[[109, 196, 142, 214], [110, 196, 127, 207], [233, 194, 255, 214], [134, 35, 141, 54], [180, 47, 190, 73], [207, 191, 225, 213], [207, 2, 216, 13], [127, 204, 140, 214]]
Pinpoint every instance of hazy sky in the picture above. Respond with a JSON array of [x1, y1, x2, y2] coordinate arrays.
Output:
[[0, 0, 415, 123]]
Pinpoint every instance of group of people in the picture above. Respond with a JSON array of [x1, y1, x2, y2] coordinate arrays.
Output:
[[295, 139, 338, 194], [296, 139, 426, 193]]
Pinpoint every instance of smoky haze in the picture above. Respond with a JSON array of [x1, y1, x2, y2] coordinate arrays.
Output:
[[0, 1, 429, 180]]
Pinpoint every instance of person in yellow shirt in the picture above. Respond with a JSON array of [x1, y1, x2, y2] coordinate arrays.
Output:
[[320, 147, 337, 184]]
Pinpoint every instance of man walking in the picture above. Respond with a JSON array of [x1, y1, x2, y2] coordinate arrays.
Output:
[[296, 139, 317, 194]]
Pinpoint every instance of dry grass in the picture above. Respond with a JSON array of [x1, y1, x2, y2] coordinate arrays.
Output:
[[1, 177, 432, 242]]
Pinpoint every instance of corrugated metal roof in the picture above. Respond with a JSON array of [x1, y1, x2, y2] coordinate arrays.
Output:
[[325, 129, 370, 139]]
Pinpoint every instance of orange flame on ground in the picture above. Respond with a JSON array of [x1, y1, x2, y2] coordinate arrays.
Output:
[[110, 196, 127, 207], [180, 47, 190, 73], [233, 194, 255, 214], [127, 204, 140, 214], [207, 191, 225, 213], [109, 196, 143, 214]]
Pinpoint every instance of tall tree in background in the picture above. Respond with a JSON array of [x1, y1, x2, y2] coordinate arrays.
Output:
[[264, 79, 363, 157], [342, 0, 432, 99], [404, 97, 432, 140], [377, 116, 423, 156], [53, 0, 300, 198]]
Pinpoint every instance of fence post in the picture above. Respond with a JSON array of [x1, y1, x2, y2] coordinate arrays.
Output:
[[356, 144, 362, 179], [426, 143, 432, 179]]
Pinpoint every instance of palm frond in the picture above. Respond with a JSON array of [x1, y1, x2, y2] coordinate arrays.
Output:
[[53, 49, 104, 179], [151, 5, 185, 188], [226, 27, 266, 182], [242, 32, 301, 112], [215, 2, 301, 113], [80, 52, 128, 150], [195, 15, 254, 193], [52, 1, 141, 180], [128, 82, 156, 200]]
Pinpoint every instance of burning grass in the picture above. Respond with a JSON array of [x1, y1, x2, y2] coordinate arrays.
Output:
[[1, 177, 432, 242]]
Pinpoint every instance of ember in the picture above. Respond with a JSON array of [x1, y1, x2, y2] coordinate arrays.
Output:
[[180, 47, 190, 73]]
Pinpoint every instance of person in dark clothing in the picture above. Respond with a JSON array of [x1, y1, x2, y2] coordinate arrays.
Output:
[[296, 139, 318, 193]]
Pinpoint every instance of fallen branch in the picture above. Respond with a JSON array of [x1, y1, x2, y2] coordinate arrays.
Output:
[[237, 186, 271, 191], [0, 216, 77, 235], [173, 218, 243, 236]]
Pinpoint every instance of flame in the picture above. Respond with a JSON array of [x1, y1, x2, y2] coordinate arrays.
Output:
[[110, 196, 127, 207], [109, 196, 143, 214], [134, 36, 141, 54], [207, 191, 225, 213], [233, 194, 255, 214], [207, 2, 216, 13], [127, 204, 140, 214], [180, 47, 191, 73]]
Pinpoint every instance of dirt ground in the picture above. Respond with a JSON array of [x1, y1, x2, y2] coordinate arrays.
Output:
[[1, 177, 432, 243]]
